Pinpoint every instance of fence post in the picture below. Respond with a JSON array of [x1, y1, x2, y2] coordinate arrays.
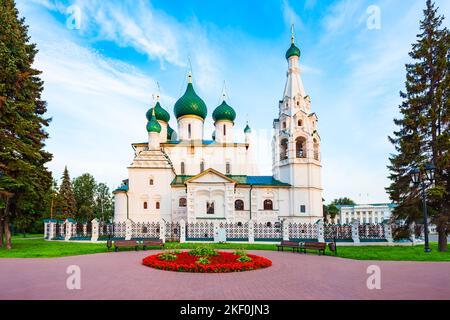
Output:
[[48, 220, 56, 240], [125, 219, 133, 240], [248, 220, 255, 243], [179, 219, 186, 243], [91, 219, 99, 242], [384, 223, 393, 243], [317, 220, 325, 242], [282, 219, 289, 241], [159, 219, 166, 243], [65, 219, 72, 241], [352, 220, 360, 244], [409, 222, 416, 245]]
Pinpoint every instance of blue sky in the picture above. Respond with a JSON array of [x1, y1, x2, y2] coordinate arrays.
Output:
[[15, 0, 450, 203]]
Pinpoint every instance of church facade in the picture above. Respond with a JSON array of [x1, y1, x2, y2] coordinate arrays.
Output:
[[113, 35, 323, 225]]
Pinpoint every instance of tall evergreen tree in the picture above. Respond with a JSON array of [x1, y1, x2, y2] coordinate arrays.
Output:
[[58, 167, 76, 218], [0, 0, 53, 249], [387, 0, 449, 252]]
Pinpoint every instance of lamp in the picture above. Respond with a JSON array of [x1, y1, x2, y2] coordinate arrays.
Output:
[[425, 163, 436, 182], [410, 167, 421, 185]]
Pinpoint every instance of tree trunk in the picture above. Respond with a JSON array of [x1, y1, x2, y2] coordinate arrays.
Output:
[[0, 218, 4, 248], [437, 218, 448, 252], [4, 215, 11, 250]]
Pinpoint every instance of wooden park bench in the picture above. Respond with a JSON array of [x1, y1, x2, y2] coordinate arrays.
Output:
[[301, 242, 327, 255], [113, 240, 138, 252], [277, 241, 301, 252], [142, 239, 165, 250]]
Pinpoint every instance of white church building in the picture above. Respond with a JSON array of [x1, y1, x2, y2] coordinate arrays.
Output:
[[113, 34, 323, 225]]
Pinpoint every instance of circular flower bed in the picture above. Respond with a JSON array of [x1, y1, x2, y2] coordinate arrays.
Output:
[[142, 251, 272, 273]]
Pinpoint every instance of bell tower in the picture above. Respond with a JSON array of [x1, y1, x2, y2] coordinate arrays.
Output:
[[272, 27, 323, 222]]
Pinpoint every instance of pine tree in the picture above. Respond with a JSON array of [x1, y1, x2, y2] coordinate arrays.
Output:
[[58, 167, 76, 218], [387, 0, 449, 252], [0, 0, 53, 249]]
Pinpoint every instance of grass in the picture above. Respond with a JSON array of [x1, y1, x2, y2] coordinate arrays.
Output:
[[0, 239, 448, 261], [11, 233, 44, 240]]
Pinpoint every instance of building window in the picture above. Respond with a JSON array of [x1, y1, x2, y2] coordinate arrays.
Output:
[[181, 162, 185, 175], [226, 162, 231, 174], [179, 197, 187, 207], [237, 222, 243, 227], [235, 200, 244, 211], [223, 124, 226, 136], [297, 101, 300, 106], [200, 161, 205, 173], [296, 137, 307, 158], [375, 217, 378, 223], [263, 200, 273, 211], [300, 205, 306, 213], [149, 179, 154, 186], [313, 139, 319, 161], [298, 119, 302, 126], [143, 202, 148, 209], [188, 124, 192, 139], [156, 202, 160, 210], [280, 139, 288, 160], [142, 226, 148, 233], [282, 122, 287, 129], [266, 222, 272, 227], [206, 201, 215, 214]]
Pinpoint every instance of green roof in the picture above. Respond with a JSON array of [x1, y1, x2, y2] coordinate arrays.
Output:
[[167, 125, 175, 140], [146, 102, 170, 123], [212, 100, 236, 122], [244, 123, 251, 133], [174, 82, 208, 119], [286, 43, 301, 60], [146, 115, 161, 133], [171, 175, 290, 187]]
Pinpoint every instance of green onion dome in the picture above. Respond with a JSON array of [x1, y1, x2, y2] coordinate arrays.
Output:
[[146, 102, 170, 123], [146, 113, 161, 133], [212, 100, 236, 123], [167, 125, 175, 140], [173, 80, 208, 120], [244, 123, 252, 133], [285, 43, 301, 60]]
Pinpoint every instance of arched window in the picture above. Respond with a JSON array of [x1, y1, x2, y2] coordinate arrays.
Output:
[[149, 179, 154, 186], [313, 138, 319, 161], [143, 202, 148, 209], [282, 121, 287, 129], [264, 200, 273, 211], [179, 197, 187, 207], [223, 124, 226, 136], [296, 137, 307, 158], [156, 202, 160, 210], [280, 139, 288, 160], [226, 162, 231, 174], [298, 119, 302, 127], [237, 222, 243, 227], [235, 200, 244, 211], [206, 201, 215, 214], [188, 124, 192, 139], [200, 161, 205, 173], [181, 162, 185, 175], [266, 222, 272, 227], [297, 101, 300, 106]]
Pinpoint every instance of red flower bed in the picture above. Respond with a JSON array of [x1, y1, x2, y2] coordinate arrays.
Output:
[[142, 252, 272, 273]]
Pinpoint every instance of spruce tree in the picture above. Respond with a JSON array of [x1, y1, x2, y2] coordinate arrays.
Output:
[[0, 0, 53, 249], [58, 167, 76, 218], [387, 0, 449, 251]]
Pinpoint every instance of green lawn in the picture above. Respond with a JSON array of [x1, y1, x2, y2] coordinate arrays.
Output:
[[0, 239, 449, 261], [11, 233, 44, 240]]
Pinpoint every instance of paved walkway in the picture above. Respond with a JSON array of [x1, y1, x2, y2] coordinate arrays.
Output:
[[0, 251, 449, 300]]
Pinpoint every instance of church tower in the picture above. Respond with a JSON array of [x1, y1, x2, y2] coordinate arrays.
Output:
[[272, 28, 323, 222]]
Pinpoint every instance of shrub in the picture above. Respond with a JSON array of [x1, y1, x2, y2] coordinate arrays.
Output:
[[158, 252, 178, 261], [196, 257, 211, 265], [237, 255, 252, 263], [234, 249, 248, 256], [188, 246, 218, 257]]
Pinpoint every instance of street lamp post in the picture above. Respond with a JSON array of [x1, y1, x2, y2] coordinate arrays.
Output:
[[410, 163, 435, 253]]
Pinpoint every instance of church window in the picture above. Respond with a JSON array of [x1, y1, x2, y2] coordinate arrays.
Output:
[[226, 162, 231, 174], [300, 205, 306, 213], [282, 121, 286, 129], [297, 101, 300, 106], [266, 222, 272, 227], [207, 201, 215, 214], [149, 179, 154, 186], [296, 137, 306, 158], [179, 198, 187, 207], [235, 200, 244, 211], [181, 162, 185, 175], [237, 222, 243, 227], [298, 119, 302, 127], [223, 124, 226, 136], [142, 226, 148, 233], [280, 139, 288, 160], [156, 202, 160, 210], [313, 139, 319, 161], [200, 161, 205, 173], [143, 202, 148, 209], [188, 124, 192, 139], [264, 200, 273, 211]]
